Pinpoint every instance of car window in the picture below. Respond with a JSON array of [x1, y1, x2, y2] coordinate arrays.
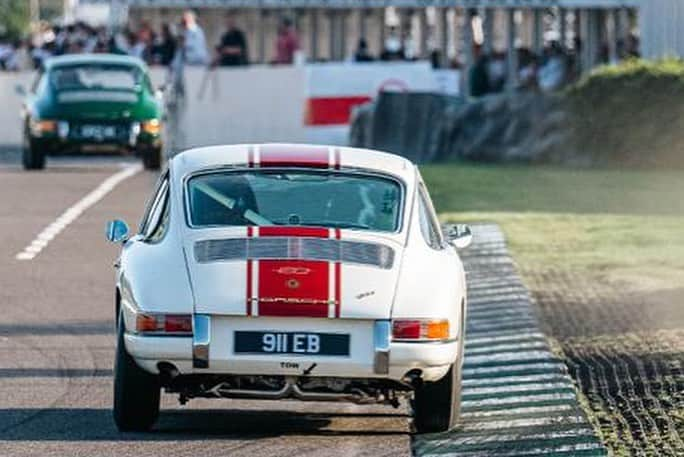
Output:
[[187, 170, 403, 233], [140, 173, 169, 237], [142, 179, 169, 241], [51, 64, 143, 91], [417, 185, 444, 250], [148, 192, 170, 242]]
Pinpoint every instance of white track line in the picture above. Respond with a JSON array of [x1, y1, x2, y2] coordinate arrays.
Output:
[[15, 164, 142, 261], [460, 403, 575, 419]]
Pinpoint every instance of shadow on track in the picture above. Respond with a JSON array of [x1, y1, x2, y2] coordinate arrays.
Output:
[[0, 368, 112, 378], [0, 408, 409, 440], [0, 321, 114, 336]]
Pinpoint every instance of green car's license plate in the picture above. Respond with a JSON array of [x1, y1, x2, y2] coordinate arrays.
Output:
[[81, 125, 117, 139]]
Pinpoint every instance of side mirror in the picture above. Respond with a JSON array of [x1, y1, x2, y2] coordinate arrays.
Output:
[[445, 224, 473, 249], [105, 219, 130, 243], [15, 84, 26, 96]]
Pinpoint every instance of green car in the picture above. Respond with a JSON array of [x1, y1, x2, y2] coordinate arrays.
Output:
[[18, 54, 164, 170]]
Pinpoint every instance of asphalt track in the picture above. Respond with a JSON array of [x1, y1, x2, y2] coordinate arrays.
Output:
[[0, 155, 603, 456]]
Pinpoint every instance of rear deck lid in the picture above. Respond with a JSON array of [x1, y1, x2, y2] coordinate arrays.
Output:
[[185, 226, 403, 319]]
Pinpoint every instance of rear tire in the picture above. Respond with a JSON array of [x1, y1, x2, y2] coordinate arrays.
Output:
[[412, 360, 462, 434], [22, 137, 45, 170], [141, 146, 162, 171], [113, 317, 160, 432]]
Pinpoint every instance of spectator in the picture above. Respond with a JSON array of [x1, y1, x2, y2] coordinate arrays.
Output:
[[181, 10, 209, 65], [538, 42, 568, 92], [168, 33, 186, 98], [218, 12, 248, 66], [6, 39, 32, 71], [128, 31, 146, 60], [517, 48, 539, 90], [0, 43, 13, 70], [486, 52, 507, 93], [31, 41, 53, 68], [274, 18, 299, 65], [469, 53, 491, 97], [381, 26, 404, 61], [154, 23, 177, 66], [354, 38, 374, 62]]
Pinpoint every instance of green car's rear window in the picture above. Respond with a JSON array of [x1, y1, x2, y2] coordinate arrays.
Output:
[[51, 64, 143, 91]]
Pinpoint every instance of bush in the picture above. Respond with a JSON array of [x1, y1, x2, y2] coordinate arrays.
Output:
[[0, 0, 29, 41], [564, 59, 684, 167]]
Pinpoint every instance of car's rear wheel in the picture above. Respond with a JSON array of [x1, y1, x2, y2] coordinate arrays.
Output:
[[141, 146, 162, 171], [22, 136, 45, 170], [113, 316, 160, 432], [413, 304, 465, 434], [412, 360, 462, 434]]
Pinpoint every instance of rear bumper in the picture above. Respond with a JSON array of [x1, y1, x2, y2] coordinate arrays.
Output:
[[30, 133, 160, 153], [124, 315, 458, 383]]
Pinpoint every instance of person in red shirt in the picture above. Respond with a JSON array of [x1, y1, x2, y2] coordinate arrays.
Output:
[[274, 18, 299, 65]]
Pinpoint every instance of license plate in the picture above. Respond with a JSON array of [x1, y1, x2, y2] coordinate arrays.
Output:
[[81, 125, 117, 139], [234, 331, 350, 356]]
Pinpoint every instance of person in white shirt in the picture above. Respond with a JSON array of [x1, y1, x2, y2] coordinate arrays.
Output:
[[181, 10, 209, 66], [7, 40, 32, 71]]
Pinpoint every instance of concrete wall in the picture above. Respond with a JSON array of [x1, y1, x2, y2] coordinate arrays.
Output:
[[0, 73, 31, 146], [0, 67, 306, 149], [157, 66, 308, 150], [2, 62, 449, 150]]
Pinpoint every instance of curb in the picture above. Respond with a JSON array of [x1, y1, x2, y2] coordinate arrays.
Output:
[[413, 224, 607, 457]]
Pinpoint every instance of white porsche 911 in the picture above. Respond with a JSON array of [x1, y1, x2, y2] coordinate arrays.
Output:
[[106, 144, 472, 433]]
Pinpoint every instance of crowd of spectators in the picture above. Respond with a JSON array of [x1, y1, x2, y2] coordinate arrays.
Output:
[[0, 9, 302, 72], [0, 8, 640, 99], [468, 35, 641, 96]]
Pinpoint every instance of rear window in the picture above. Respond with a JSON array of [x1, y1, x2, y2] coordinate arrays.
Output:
[[187, 170, 403, 232], [51, 64, 143, 91]]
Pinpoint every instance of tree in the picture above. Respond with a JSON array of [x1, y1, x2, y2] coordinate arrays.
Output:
[[0, 0, 30, 41]]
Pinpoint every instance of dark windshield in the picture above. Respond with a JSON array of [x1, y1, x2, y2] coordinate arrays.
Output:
[[187, 171, 402, 232], [51, 64, 143, 91]]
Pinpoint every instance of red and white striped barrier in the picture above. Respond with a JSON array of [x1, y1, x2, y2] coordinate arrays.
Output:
[[304, 62, 450, 145]]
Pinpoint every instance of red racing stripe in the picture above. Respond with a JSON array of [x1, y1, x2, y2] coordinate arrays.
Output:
[[334, 228, 341, 318], [246, 226, 254, 316], [257, 259, 330, 318], [250, 226, 343, 318], [258, 226, 329, 238], [259, 144, 330, 169]]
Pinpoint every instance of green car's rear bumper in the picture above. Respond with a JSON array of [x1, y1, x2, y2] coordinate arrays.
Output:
[[29, 122, 161, 155]]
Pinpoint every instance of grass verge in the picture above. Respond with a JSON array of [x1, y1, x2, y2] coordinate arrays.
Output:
[[421, 162, 684, 292]]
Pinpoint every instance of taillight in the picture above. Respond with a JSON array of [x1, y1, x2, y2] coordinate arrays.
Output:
[[141, 119, 162, 135], [136, 313, 192, 335], [30, 119, 58, 136], [392, 319, 450, 341]]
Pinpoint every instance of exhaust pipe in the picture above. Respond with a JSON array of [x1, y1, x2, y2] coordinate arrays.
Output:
[[208, 380, 295, 400], [205, 377, 376, 404], [157, 362, 180, 386]]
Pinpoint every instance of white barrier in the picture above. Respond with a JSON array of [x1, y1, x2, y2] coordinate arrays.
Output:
[[150, 66, 308, 150], [0, 63, 460, 150], [0, 72, 30, 146]]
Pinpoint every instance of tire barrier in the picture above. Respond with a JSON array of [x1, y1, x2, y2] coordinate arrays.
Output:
[[350, 90, 571, 164], [414, 224, 607, 456], [350, 91, 465, 163]]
